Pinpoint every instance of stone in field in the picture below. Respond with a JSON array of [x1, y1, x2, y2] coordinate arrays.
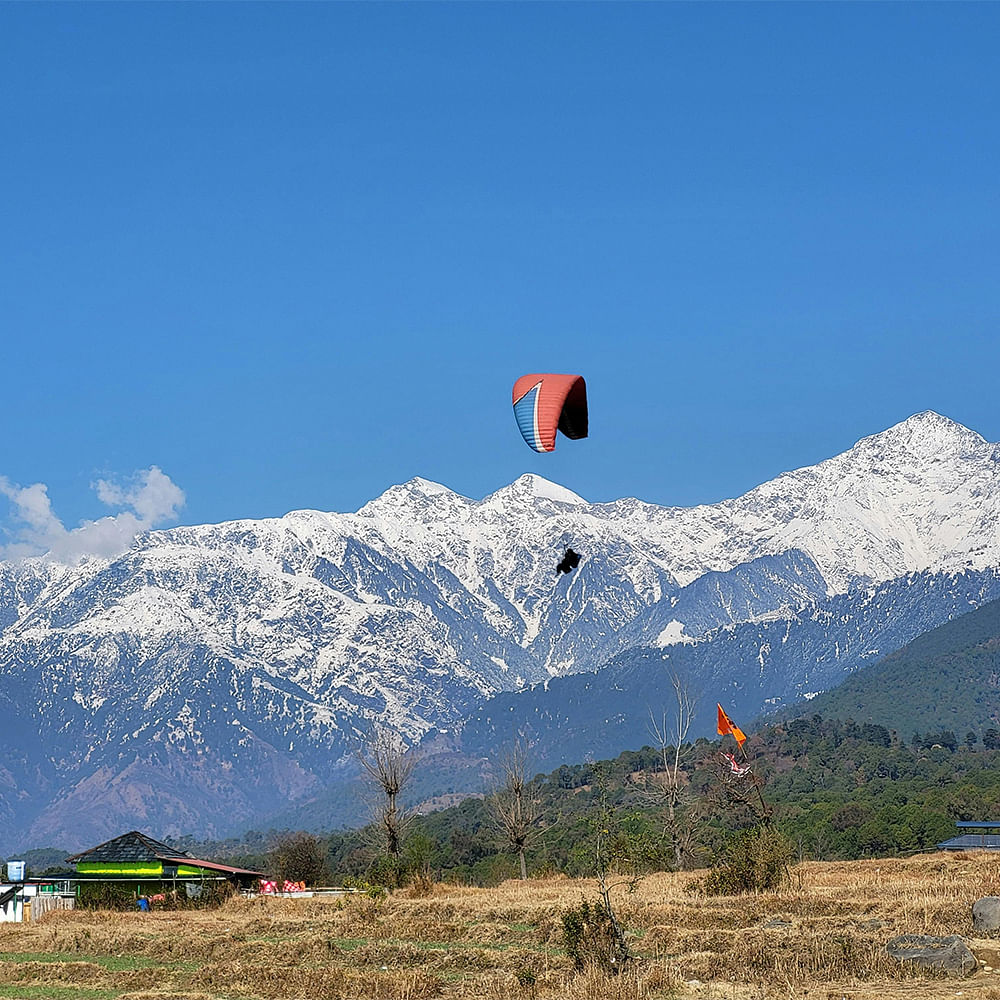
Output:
[[885, 934, 977, 976], [973, 897, 1000, 934]]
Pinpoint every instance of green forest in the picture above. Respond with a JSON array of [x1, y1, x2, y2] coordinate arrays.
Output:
[[149, 713, 1000, 888], [770, 598, 1000, 737]]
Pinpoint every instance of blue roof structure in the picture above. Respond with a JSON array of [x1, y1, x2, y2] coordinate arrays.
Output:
[[937, 823, 1000, 851], [937, 834, 1000, 851]]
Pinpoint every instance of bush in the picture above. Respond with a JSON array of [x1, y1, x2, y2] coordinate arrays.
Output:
[[176, 881, 235, 909], [269, 831, 330, 885], [362, 843, 436, 894], [403, 833, 435, 895], [512, 967, 538, 998], [341, 876, 388, 902], [366, 853, 406, 890], [561, 899, 630, 974], [77, 883, 138, 910], [702, 825, 794, 895], [407, 866, 434, 897]]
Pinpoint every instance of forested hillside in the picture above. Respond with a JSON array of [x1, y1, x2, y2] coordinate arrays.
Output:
[[776, 597, 1000, 738], [156, 715, 1000, 886]]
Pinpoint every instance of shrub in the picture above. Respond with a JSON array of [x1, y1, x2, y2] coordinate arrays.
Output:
[[561, 899, 630, 974], [179, 880, 235, 909], [404, 833, 435, 895], [702, 825, 794, 895], [407, 866, 434, 897], [367, 853, 406, 890], [341, 876, 388, 900], [77, 882, 138, 910], [514, 967, 538, 998], [269, 831, 330, 885]]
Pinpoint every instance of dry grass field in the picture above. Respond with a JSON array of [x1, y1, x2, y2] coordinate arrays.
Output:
[[4, 852, 1000, 1000]]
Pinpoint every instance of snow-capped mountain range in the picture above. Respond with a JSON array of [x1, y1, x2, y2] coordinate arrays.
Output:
[[1, 410, 998, 850]]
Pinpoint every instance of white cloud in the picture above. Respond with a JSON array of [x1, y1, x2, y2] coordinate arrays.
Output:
[[94, 466, 185, 525], [0, 466, 186, 564]]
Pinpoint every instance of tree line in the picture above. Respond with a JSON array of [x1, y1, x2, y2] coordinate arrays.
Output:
[[153, 709, 1000, 892]]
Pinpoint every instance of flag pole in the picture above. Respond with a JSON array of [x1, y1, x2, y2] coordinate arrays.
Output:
[[717, 703, 771, 823]]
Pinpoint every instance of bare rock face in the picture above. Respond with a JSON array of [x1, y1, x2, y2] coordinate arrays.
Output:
[[973, 897, 1000, 934], [886, 934, 977, 976]]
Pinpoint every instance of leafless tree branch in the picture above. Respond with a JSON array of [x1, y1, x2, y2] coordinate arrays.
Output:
[[357, 723, 417, 859], [489, 738, 539, 880], [646, 671, 702, 869]]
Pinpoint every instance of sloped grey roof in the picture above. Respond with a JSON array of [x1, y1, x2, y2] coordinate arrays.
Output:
[[66, 831, 194, 865], [937, 834, 1000, 851]]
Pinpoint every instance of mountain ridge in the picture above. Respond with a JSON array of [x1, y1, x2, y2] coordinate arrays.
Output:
[[2, 410, 999, 849]]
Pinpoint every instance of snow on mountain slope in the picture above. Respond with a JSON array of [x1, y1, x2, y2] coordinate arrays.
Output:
[[350, 411, 1000, 626], [1, 410, 999, 847], [610, 549, 830, 653], [578, 411, 1000, 591], [450, 566, 1000, 774]]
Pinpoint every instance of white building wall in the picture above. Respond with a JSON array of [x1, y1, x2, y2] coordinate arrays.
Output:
[[0, 883, 46, 923]]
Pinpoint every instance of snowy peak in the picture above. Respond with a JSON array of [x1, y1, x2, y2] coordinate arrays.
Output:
[[717, 413, 1000, 590], [481, 474, 587, 509], [357, 477, 471, 521], [848, 411, 990, 465], [357, 473, 587, 525]]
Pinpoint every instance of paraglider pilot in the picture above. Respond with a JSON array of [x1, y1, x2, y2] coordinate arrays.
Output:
[[556, 548, 581, 576]]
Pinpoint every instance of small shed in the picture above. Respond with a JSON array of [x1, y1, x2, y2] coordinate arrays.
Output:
[[937, 821, 1000, 851]]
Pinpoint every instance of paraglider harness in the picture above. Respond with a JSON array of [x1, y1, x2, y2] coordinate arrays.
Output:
[[556, 548, 581, 575]]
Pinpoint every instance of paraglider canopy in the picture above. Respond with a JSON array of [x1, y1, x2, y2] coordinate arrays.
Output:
[[512, 374, 588, 453]]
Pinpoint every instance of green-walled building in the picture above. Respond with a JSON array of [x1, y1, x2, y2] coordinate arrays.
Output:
[[62, 830, 264, 898]]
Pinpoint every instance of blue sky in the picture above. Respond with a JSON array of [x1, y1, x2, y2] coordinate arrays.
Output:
[[1, 3, 998, 546]]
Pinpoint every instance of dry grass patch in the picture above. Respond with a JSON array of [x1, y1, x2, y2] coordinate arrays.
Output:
[[3, 854, 1000, 997]]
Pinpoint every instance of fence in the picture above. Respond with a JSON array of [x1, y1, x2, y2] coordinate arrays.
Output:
[[28, 896, 75, 920]]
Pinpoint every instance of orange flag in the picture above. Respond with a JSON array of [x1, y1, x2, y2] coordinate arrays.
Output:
[[717, 703, 747, 747]]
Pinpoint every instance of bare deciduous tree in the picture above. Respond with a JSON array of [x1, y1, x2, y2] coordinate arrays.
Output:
[[357, 724, 416, 860], [711, 748, 772, 824], [489, 739, 538, 880], [647, 671, 702, 870], [584, 762, 643, 972]]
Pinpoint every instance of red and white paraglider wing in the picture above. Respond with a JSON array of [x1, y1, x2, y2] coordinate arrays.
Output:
[[512, 373, 588, 453]]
